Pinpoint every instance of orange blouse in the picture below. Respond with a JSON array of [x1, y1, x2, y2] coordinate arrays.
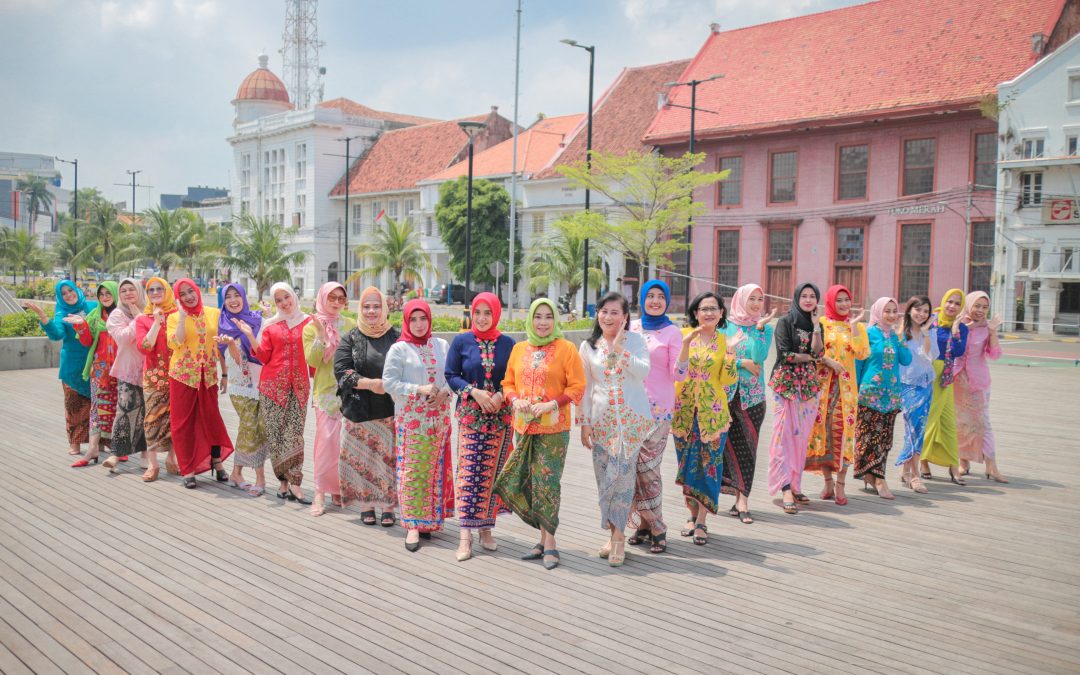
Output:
[[501, 338, 585, 435]]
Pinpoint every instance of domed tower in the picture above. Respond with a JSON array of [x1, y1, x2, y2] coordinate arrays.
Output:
[[232, 54, 292, 126]]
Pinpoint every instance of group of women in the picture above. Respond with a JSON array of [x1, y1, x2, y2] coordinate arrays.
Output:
[[28, 276, 1007, 569]]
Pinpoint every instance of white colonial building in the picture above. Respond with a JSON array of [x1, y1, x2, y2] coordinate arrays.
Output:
[[995, 32, 1080, 334]]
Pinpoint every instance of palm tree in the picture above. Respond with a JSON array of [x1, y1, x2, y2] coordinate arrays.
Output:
[[191, 220, 233, 281], [6, 230, 48, 283], [136, 207, 202, 280], [51, 218, 93, 279], [16, 176, 54, 233], [527, 219, 605, 300], [69, 187, 108, 220], [349, 216, 433, 297], [83, 201, 139, 272], [224, 214, 307, 298]]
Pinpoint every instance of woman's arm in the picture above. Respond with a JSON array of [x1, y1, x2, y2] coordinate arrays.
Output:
[[381, 343, 419, 399], [850, 321, 871, 360], [576, 341, 594, 424], [302, 322, 324, 367], [622, 332, 652, 380], [444, 336, 472, 394]]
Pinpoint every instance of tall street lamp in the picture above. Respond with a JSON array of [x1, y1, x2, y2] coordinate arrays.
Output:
[[337, 135, 362, 287], [458, 120, 487, 329], [56, 157, 77, 282], [561, 38, 595, 317], [126, 169, 142, 217], [662, 73, 723, 310]]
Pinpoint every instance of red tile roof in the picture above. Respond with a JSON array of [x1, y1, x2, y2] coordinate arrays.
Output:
[[317, 97, 440, 127], [423, 114, 584, 182], [645, 0, 1066, 143], [533, 59, 690, 180], [329, 115, 487, 196]]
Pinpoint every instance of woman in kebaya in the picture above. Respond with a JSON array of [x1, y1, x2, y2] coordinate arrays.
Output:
[[304, 281, 349, 515], [73, 282, 120, 465], [919, 289, 969, 485], [954, 291, 1007, 482], [897, 296, 936, 493], [135, 277, 178, 478], [105, 278, 148, 476]]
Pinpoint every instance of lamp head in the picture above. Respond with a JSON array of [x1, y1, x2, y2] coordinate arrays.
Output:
[[560, 38, 578, 46], [457, 121, 487, 139]]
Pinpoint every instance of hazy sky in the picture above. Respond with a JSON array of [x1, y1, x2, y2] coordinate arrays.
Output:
[[1, 0, 864, 207]]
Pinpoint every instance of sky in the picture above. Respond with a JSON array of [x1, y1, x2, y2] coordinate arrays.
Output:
[[1, 0, 866, 208]]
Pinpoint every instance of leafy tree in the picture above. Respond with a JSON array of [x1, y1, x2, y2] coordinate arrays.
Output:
[[6, 230, 48, 283], [16, 175, 54, 232], [223, 214, 307, 298], [434, 176, 521, 287], [350, 215, 433, 296], [69, 187, 109, 220], [83, 201, 138, 272], [50, 217, 94, 279], [555, 150, 728, 281], [527, 218, 605, 301], [136, 207, 204, 280]]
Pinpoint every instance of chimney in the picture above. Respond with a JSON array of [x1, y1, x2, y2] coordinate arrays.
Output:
[[709, 22, 721, 34], [1031, 32, 1047, 55]]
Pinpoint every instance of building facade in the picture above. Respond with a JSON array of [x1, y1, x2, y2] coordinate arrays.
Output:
[[995, 31, 1080, 334]]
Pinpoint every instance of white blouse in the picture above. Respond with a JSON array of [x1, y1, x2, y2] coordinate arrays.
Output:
[[577, 331, 653, 426], [382, 338, 451, 408]]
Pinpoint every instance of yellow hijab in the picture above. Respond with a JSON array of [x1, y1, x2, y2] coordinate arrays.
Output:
[[935, 288, 965, 328], [142, 276, 177, 315]]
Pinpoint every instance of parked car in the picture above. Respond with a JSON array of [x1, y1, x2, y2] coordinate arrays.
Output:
[[435, 284, 482, 305]]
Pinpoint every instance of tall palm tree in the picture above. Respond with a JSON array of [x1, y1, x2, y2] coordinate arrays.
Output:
[[191, 220, 233, 281], [6, 230, 48, 283], [349, 216, 433, 296], [527, 220, 605, 300], [83, 201, 139, 272], [69, 187, 108, 220], [136, 207, 202, 280], [16, 175, 54, 233], [51, 218, 93, 279], [223, 214, 307, 298]]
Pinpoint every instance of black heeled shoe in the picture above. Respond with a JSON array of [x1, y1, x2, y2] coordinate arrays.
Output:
[[949, 469, 967, 486], [183, 477, 197, 489], [287, 488, 312, 505], [405, 539, 420, 552], [360, 510, 377, 526], [213, 463, 228, 483], [419, 532, 431, 540]]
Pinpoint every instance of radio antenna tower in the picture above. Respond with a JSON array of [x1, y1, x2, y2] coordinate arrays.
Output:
[[280, 0, 325, 110]]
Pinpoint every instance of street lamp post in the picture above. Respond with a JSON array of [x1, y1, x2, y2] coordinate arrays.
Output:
[[126, 169, 142, 217], [561, 38, 595, 317], [337, 135, 362, 287], [458, 121, 487, 329], [662, 73, 723, 311], [56, 157, 78, 282]]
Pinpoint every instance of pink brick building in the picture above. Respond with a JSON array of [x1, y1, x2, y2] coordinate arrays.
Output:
[[645, 0, 1080, 312]]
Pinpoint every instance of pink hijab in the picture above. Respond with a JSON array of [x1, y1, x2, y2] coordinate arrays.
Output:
[[959, 291, 990, 328], [314, 282, 346, 362], [728, 283, 763, 327], [867, 296, 897, 330]]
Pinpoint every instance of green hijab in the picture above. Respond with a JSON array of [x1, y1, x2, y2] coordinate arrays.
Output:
[[82, 281, 119, 380], [525, 297, 563, 347]]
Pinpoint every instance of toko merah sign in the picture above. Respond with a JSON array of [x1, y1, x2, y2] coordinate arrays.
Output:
[[1043, 198, 1080, 224]]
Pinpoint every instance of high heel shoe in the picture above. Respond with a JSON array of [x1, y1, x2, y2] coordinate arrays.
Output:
[[986, 472, 1009, 484], [287, 488, 312, 505], [213, 462, 228, 483], [834, 480, 848, 506], [949, 469, 967, 486], [820, 477, 835, 500], [71, 455, 100, 468], [456, 534, 473, 562], [608, 540, 626, 567]]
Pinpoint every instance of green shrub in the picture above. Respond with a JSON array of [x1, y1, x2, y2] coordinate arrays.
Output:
[[0, 308, 51, 338]]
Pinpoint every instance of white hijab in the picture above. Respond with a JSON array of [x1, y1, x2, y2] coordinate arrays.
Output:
[[265, 282, 309, 329]]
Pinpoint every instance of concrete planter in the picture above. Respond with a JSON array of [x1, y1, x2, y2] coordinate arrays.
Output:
[[0, 337, 61, 371]]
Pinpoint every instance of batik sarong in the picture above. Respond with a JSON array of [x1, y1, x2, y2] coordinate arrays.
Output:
[[111, 381, 146, 457], [804, 378, 848, 473], [494, 431, 569, 534], [921, 361, 959, 468], [954, 375, 996, 463], [142, 369, 171, 454], [340, 417, 397, 509], [62, 384, 90, 445], [395, 396, 454, 533], [853, 405, 899, 480], [261, 392, 306, 486], [767, 393, 819, 494], [89, 378, 117, 447], [722, 394, 765, 498], [455, 397, 513, 529], [630, 421, 670, 533], [230, 395, 267, 467], [896, 382, 932, 465], [674, 414, 726, 515]]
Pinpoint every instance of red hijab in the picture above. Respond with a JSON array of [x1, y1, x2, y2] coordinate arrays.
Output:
[[470, 292, 502, 341], [399, 298, 433, 345], [173, 278, 204, 316], [823, 284, 851, 321]]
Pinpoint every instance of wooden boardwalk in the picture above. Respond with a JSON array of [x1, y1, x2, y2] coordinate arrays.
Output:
[[0, 359, 1078, 674]]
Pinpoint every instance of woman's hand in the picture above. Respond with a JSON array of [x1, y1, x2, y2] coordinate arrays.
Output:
[[742, 359, 761, 378], [313, 317, 327, 340], [213, 335, 235, 346], [22, 302, 47, 321], [682, 326, 703, 346], [826, 357, 844, 374], [471, 387, 497, 414], [988, 316, 1003, 331], [61, 315, 84, 325], [512, 397, 532, 414], [234, 319, 254, 338], [848, 309, 865, 325], [580, 424, 593, 450], [415, 383, 437, 398], [529, 400, 557, 418], [430, 388, 450, 410], [727, 331, 745, 350], [219, 375, 228, 395]]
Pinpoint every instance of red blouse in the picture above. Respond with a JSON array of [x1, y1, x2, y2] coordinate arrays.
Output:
[[253, 318, 312, 407], [134, 314, 172, 381]]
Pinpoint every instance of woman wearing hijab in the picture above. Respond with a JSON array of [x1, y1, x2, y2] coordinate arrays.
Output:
[[23, 281, 96, 457], [238, 282, 312, 502], [852, 298, 911, 499], [578, 292, 652, 566], [897, 296, 936, 493], [494, 298, 585, 570], [382, 299, 454, 552], [72, 282, 120, 466], [673, 292, 739, 546], [105, 278, 148, 476], [805, 284, 870, 506], [919, 288, 969, 485], [304, 282, 349, 515], [721, 284, 777, 524], [166, 278, 234, 489], [334, 287, 400, 527], [954, 291, 1006, 482], [445, 292, 515, 561], [767, 282, 824, 513], [135, 277, 178, 479], [628, 279, 688, 554], [215, 282, 267, 495]]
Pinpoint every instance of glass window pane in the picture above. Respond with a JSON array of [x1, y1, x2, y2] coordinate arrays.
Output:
[[899, 223, 931, 300], [719, 156, 742, 205], [835, 227, 864, 263], [974, 133, 997, 189], [770, 152, 797, 202], [903, 139, 936, 195], [838, 145, 868, 200], [768, 229, 793, 262]]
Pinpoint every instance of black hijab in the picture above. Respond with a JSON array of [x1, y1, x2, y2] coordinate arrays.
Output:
[[788, 282, 820, 334]]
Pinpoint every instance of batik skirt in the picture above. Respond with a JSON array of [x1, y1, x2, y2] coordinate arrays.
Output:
[[631, 421, 670, 533], [767, 393, 819, 495], [395, 398, 455, 533], [313, 408, 343, 494], [62, 384, 91, 446], [896, 382, 932, 465], [169, 379, 234, 476], [954, 374, 996, 463], [230, 394, 267, 467], [454, 398, 513, 529], [674, 414, 727, 515], [261, 392, 306, 486], [89, 376, 117, 445], [494, 431, 570, 534], [722, 394, 765, 498], [853, 405, 899, 480], [340, 417, 397, 509], [921, 362, 959, 468], [142, 369, 171, 454], [805, 378, 850, 474], [111, 381, 146, 457]]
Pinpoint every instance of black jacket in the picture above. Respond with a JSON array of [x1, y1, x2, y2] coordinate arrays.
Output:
[[334, 327, 399, 423]]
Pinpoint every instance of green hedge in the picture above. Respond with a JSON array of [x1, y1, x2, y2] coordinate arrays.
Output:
[[3, 279, 57, 300], [0, 307, 51, 337]]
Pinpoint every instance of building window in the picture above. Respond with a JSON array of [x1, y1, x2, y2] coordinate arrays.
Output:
[[352, 204, 362, 235], [371, 201, 382, 227], [403, 198, 415, 222], [1022, 138, 1045, 159], [1069, 136, 1079, 156], [295, 143, 307, 191], [902, 139, 936, 195], [715, 230, 739, 293], [833, 225, 865, 302], [387, 201, 398, 219], [717, 156, 742, 206], [1021, 172, 1043, 206], [769, 151, 797, 203], [240, 153, 251, 200], [532, 213, 545, 236], [766, 226, 795, 302], [1019, 247, 1041, 272], [425, 216, 434, 237], [1070, 75, 1080, 102], [968, 220, 994, 293], [837, 145, 868, 200], [898, 223, 931, 301], [294, 193, 306, 227], [973, 133, 997, 189]]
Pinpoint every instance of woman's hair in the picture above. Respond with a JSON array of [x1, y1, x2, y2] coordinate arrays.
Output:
[[586, 292, 631, 348], [687, 291, 727, 329], [903, 295, 933, 341]]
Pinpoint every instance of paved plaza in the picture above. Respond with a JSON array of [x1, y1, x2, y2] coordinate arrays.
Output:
[[0, 341, 1078, 674]]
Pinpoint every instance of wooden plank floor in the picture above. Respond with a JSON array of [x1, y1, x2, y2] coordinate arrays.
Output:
[[0, 361, 1078, 674]]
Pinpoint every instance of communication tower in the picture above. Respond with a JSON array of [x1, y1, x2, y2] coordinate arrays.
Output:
[[280, 0, 325, 110]]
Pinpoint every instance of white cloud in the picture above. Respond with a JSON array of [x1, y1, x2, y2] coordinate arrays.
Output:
[[100, 0, 163, 29]]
